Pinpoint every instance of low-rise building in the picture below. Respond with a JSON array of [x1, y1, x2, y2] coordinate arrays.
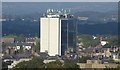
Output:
[[77, 60, 119, 68], [25, 37, 39, 45], [3, 43, 34, 55]]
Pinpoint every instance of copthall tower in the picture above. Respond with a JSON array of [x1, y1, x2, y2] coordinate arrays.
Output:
[[40, 9, 76, 56]]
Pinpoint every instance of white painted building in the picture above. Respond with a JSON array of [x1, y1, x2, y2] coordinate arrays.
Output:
[[101, 41, 108, 46], [40, 9, 76, 56]]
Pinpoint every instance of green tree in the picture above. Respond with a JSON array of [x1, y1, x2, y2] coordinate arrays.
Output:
[[77, 34, 100, 48], [15, 34, 26, 42], [2, 61, 8, 70], [34, 40, 40, 53], [107, 36, 118, 46], [78, 56, 91, 63], [104, 65, 120, 70], [12, 57, 45, 70], [63, 60, 79, 68], [3, 34, 26, 42], [45, 60, 63, 68], [3, 34, 17, 38]]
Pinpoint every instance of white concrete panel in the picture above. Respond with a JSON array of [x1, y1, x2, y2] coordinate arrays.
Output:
[[40, 18, 49, 52], [40, 17, 62, 56], [49, 18, 59, 56], [59, 19, 61, 56]]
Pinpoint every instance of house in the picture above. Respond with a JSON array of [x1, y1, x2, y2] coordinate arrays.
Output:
[[77, 60, 119, 68], [102, 44, 112, 58], [81, 47, 95, 57], [2, 38, 15, 43], [3, 43, 34, 55], [12, 53, 32, 59], [86, 60, 102, 64], [111, 46, 119, 52], [3, 43, 16, 55], [100, 36, 108, 46], [111, 52, 120, 61], [101, 41, 108, 46], [25, 37, 39, 45], [16, 43, 33, 50], [38, 52, 49, 59]]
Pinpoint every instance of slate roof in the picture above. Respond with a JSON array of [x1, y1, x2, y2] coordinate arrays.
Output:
[[12, 53, 32, 59], [5, 42, 34, 47], [38, 52, 49, 59]]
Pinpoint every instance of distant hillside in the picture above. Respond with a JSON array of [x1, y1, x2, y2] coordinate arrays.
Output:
[[77, 22, 118, 35], [2, 2, 118, 16], [2, 20, 118, 37], [2, 20, 40, 37], [74, 11, 117, 22]]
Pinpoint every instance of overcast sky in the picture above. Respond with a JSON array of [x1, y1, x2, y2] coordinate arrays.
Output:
[[1, 0, 120, 2]]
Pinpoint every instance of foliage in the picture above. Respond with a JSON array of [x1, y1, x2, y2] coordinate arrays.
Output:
[[63, 59, 79, 68], [2, 61, 8, 69], [2, 43, 6, 52], [45, 60, 63, 68], [107, 35, 118, 46], [77, 34, 100, 48], [14, 34, 26, 42], [104, 65, 120, 70], [78, 56, 91, 63], [3, 34, 26, 42], [34, 40, 40, 53], [19, 45, 24, 53], [12, 57, 45, 70], [12, 57, 80, 70], [77, 34, 118, 48], [3, 34, 17, 38], [107, 59, 115, 63]]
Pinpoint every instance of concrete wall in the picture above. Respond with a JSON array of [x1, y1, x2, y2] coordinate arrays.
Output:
[[40, 18, 49, 53], [43, 60, 64, 64]]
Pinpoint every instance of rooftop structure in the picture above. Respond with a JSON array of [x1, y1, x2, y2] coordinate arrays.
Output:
[[40, 9, 76, 56], [43, 9, 73, 18]]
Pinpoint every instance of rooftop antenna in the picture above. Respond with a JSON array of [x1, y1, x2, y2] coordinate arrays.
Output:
[[51, 9, 54, 12], [48, 9, 51, 13], [64, 10, 67, 13], [58, 10, 61, 14], [62, 9, 64, 13]]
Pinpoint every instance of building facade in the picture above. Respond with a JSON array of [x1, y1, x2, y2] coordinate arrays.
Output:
[[40, 9, 76, 56]]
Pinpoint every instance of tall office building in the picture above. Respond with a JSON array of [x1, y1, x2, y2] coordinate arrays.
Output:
[[40, 9, 76, 56]]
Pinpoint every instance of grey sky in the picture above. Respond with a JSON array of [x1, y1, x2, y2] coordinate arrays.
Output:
[[2, 0, 120, 2]]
